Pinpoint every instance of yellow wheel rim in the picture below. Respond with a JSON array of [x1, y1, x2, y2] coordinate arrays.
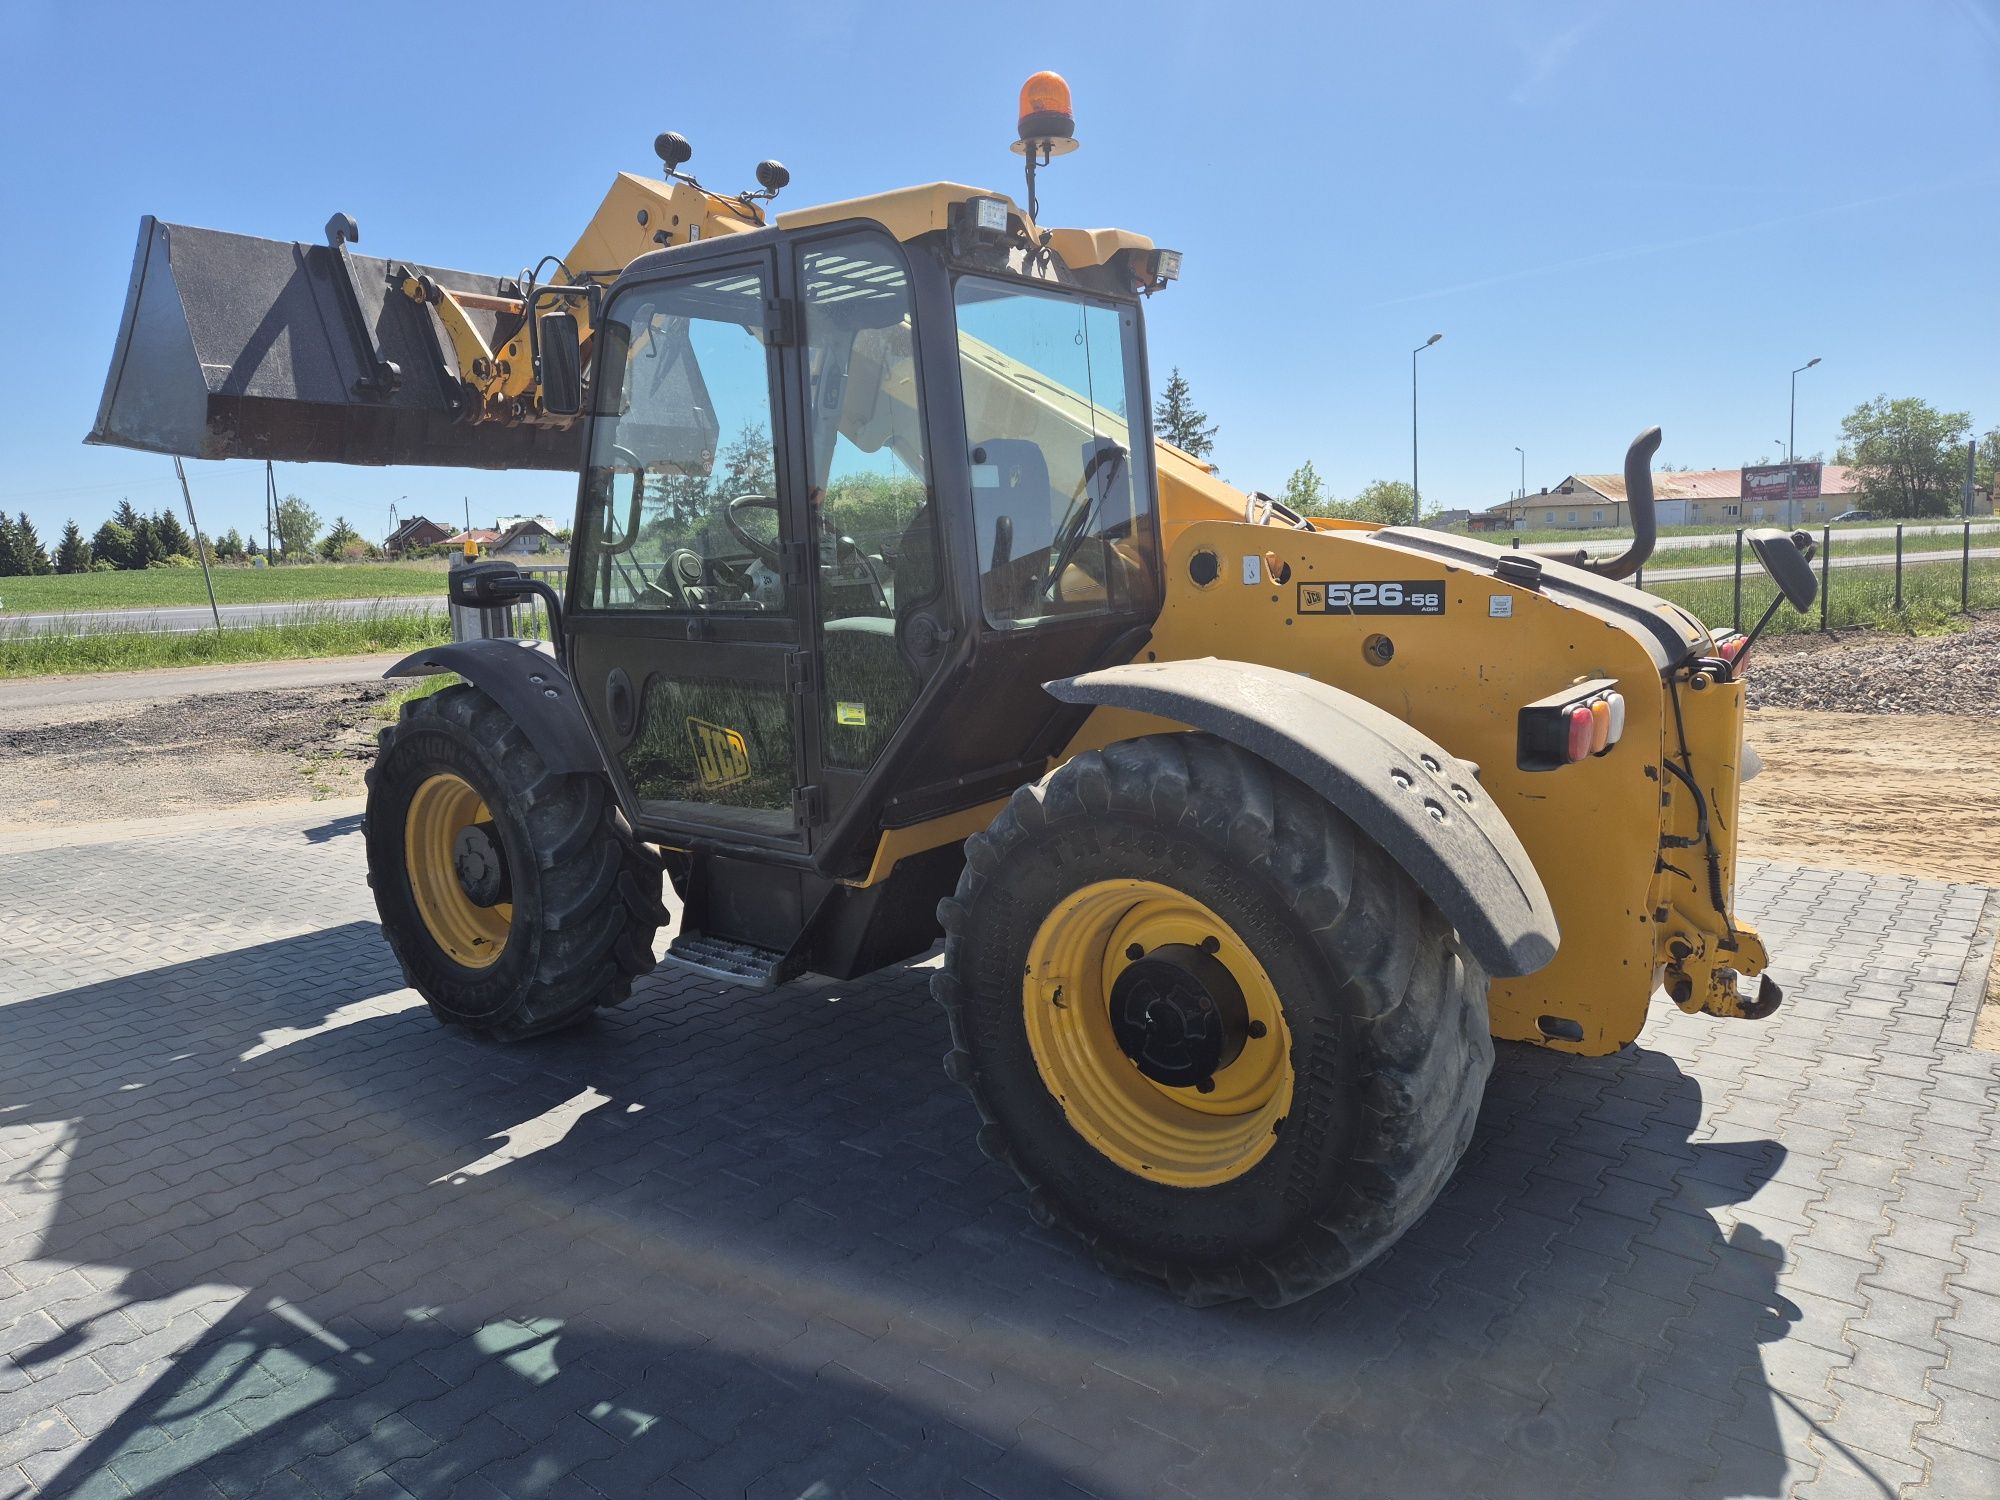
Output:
[[1023, 879, 1294, 1188], [404, 772, 512, 969]]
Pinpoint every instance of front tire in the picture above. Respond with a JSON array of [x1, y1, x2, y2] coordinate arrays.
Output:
[[933, 733, 1492, 1307], [365, 683, 665, 1041]]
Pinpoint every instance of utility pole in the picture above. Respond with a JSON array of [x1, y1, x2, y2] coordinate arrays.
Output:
[[173, 457, 224, 632], [264, 460, 278, 562], [1412, 333, 1442, 524], [1788, 356, 1821, 528], [1513, 445, 1525, 510]]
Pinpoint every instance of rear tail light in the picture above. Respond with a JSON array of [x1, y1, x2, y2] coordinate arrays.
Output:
[[1566, 704, 1596, 762], [1518, 678, 1627, 771]]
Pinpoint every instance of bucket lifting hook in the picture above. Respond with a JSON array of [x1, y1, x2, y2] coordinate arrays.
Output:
[[324, 212, 402, 400]]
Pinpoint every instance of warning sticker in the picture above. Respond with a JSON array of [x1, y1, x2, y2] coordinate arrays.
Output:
[[835, 702, 868, 727], [1295, 580, 1445, 616], [1489, 595, 1513, 618]]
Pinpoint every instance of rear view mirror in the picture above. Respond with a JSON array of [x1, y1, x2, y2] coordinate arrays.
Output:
[[1747, 527, 1817, 611], [448, 559, 528, 608], [538, 313, 583, 416]]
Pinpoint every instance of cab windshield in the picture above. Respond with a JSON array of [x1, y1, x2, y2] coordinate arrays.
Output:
[[952, 277, 1156, 629]]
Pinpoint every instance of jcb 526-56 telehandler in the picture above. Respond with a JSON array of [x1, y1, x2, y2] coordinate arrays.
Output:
[[89, 74, 1819, 1306]]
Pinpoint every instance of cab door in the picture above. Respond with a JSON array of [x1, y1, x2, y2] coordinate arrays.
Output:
[[566, 247, 815, 853]]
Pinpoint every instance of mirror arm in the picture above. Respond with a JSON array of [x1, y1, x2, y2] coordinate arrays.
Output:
[[1729, 591, 1787, 678]]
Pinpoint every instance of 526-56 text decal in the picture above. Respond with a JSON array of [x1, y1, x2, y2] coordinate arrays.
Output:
[[1296, 581, 1446, 616]]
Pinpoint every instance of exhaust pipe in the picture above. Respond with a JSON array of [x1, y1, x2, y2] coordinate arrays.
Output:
[[86, 216, 582, 470], [1529, 426, 1662, 581]]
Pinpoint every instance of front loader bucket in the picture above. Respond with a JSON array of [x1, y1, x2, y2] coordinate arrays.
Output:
[[87, 217, 582, 470]]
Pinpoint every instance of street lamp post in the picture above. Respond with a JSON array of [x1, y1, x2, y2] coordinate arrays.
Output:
[[1513, 445, 1525, 522], [1788, 357, 1821, 527], [1412, 333, 1442, 524]]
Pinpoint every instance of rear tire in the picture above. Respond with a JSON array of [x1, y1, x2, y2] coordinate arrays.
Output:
[[365, 682, 665, 1041], [933, 733, 1492, 1307]]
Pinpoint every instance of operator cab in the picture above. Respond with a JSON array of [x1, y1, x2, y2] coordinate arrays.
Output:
[[563, 203, 1162, 909]]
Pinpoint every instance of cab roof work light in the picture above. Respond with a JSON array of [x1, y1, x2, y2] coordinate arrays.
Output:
[[1518, 678, 1627, 772]]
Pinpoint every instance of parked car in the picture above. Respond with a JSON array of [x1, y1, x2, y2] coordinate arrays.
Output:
[[1830, 509, 1875, 523]]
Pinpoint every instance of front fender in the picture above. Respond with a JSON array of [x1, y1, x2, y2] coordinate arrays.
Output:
[[1046, 659, 1558, 979], [384, 638, 604, 777]]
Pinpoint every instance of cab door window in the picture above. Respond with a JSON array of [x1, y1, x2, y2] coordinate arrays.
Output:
[[799, 232, 940, 771], [578, 268, 786, 614]]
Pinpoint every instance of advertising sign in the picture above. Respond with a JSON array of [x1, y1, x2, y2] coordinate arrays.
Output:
[[1742, 462, 1822, 501]]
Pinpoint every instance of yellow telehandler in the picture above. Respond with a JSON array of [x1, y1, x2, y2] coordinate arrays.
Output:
[[88, 74, 1818, 1305]]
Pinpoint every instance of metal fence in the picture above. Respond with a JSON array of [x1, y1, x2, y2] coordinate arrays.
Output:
[[1503, 521, 1996, 631]]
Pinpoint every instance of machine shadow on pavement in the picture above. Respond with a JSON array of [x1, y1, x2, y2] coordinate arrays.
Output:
[[2, 920, 1809, 1499]]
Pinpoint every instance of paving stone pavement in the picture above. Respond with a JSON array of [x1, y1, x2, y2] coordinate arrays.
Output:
[[1, 811, 1997, 1499]]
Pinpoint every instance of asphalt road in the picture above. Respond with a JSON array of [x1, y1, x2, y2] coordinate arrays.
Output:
[[1580, 518, 1999, 554], [0, 595, 448, 636], [2, 536, 1992, 637], [1646, 544, 2000, 583]]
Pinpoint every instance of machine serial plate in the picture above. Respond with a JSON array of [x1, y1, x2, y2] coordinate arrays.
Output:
[[1296, 581, 1446, 616]]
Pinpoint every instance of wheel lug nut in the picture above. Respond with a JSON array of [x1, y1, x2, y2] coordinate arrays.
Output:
[[1247, 1020, 1267, 1039], [1125, 943, 1145, 961], [1199, 936, 1219, 954], [1194, 1076, 1215, 1094]]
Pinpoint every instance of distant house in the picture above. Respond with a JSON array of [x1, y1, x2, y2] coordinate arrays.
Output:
[[384, 516, 450, 556], [1475, 464, 1869, 532], [492, 520, 561, 557], [442, 528, 502, 553]]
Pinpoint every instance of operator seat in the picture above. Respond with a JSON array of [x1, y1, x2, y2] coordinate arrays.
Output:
[[969, 438, 1055, 623]]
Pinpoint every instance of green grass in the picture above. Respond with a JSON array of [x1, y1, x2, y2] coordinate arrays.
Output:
[[1640, 532, 1997, 573], [1468, 517, 1997, 549], [1647, 557, 2000, 637], [0, 561, 452, 614], [0, 605, 451, 677], [374, 672, 459, 719]]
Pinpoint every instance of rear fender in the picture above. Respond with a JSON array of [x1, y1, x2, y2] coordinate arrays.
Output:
[[1046, 659, 1559, 979], [385, 638, 604, 777]]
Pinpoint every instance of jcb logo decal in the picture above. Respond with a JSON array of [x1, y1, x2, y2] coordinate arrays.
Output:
[[687, 718, 752, 788]]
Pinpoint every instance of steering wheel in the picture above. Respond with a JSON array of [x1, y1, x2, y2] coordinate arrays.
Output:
[[723, 494, 890, 612], [723, 493, 785, 570], [1044, 442, 1127, 601]]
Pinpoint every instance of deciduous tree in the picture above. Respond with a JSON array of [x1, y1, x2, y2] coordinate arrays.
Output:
[[1282, 461, 1328, 514], [1839, 395, 1971, 518], [91, 520, 133, 570], [275, 496, 321, 559]]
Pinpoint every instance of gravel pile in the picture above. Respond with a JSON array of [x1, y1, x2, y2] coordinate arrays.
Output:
[[1745, 617, 2000, 716]]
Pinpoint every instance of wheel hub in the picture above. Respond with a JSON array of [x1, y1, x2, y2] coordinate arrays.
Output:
[[1109, 944, 1248, 1089], [452, 821, 509, 908]]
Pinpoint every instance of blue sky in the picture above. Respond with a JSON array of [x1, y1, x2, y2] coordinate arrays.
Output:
[[3, 0, 1996, 546]]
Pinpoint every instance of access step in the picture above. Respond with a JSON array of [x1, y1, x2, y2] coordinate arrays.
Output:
[[661, 933, 803, 991]]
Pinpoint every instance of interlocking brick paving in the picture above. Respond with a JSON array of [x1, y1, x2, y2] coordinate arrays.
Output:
[[1, 812, 1995, 1498]]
